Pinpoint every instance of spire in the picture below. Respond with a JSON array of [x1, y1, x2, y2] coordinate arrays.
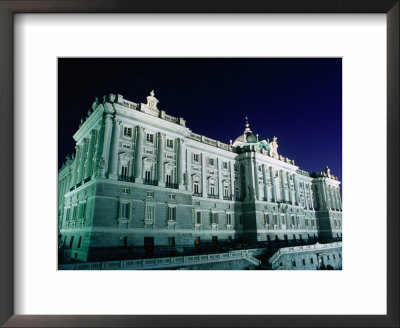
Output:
[[244, 115, 252, 133]]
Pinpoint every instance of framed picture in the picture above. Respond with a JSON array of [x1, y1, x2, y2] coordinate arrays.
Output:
[[0, 0, 398, 327]]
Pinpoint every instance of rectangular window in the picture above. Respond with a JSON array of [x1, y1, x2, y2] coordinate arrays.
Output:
[[77, 236, 82, 248], [120, 202, 130, 218], [146, 133, 154, 143], [209, 158, 214, 166], [169, 194, 175, 200], [194, 182, 199, 194], [65, 208, 70, 220], [168, 237, 175, 247], [273, 215, 278, 225], [123, 127, 132, 137], [310, 257, 314, 264], [291, 216, 295, 225], [121, 166, 128, 178], [226, 213, 232, 225], [223, 185, 229, 197], [193, 154, 199, 162], [145, 170, 151, 181], [166, 139, 174, 149], [196, 211, 201, 225], [302, 259, 306, 265], [305, 219, 309, 227], [72, 206, 77, 220], [146, 204, 155, 221], [222, 162, 228, 169], [69, 236, 74, 248], [281, 216, 285, 225], [239, 214, 242, 225], [211, 212, 218, 225], [146, 191, 154, 197], [122, 187, 129, 194], [195, 236, 201, 245], [210, 184, 215, 195], [168, 207, 176, 221]]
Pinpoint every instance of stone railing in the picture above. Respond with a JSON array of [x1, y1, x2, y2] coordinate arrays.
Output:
[[59, 249, 261, 270], [269, 242, 342, 264], [187, 133, 231, 151], [164, 114, 178, 124], [296, 169, 310, 177]]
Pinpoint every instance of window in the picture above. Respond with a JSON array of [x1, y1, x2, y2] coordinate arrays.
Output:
[[333, 254, 336, 259], [166, 139, 174, 149], [302, 259, 306, 265], [292, 260, 296, 267], [168, 206, 176, 221], [305, 219, 309, 227], [239, 214, 242, 225], [193, 154, 199, 162], [281, 216, 285, 225], [145, 204, 155, 221], [193, 181, 199, 194], [291, 216, 295, 225], [209, 181, 215, 195], [145, 170, 151, 182], [226, 213, 232, 225], [196, 211, 201, 225], [264, 213, 269, 225], [194, 201, 200, 206], [223, 184, 229, 197], [310, 257, 314, 264], [123, 127, 132, 137], [146, 133, 154, 143], [166, 174, 172, 185], [235, 187, 239, 200], [222, 162, 228, 169], [121, 166, 128, 178], [122, 188, 129, 194], [120, 202, 130, 218], [69, 236, 74, 248], [72, 206, 77, 220], [195, 236, 201, 245], [210, 212, 218, 225], [168, 237, 175, 246], [146, 191, 154, 197], [327, 255, 330, 261], [209, 158, 214, 166], [273, 215, 278, 225], [65, 208, 70, 220], [77, 236, 82, 248], [169, 194, 175, 200]]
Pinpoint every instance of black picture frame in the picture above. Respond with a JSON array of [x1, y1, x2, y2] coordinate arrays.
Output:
[[0, 1, 398, 327]]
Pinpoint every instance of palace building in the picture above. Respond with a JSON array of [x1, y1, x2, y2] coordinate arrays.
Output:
[[58, 91, 342, 263]]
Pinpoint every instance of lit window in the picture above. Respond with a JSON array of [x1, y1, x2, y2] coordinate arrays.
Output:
[[120, 202, 130, 218], [168, 206, 176, 221], [146, 133, 154, 143], [145, 204, 155, 221], [166, 139, 174, 149], [123, 127, 132, 137]]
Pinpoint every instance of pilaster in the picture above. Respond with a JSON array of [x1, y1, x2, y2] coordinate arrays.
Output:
[[100, 113, 113, 178], [84, 130, 96, 179], [157, 132, 165, 187], [108, 118, 121, 180], [134, 126, 144, 182]]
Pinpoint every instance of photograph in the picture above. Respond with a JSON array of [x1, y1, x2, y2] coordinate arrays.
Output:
[[58, 58, 342, 270]]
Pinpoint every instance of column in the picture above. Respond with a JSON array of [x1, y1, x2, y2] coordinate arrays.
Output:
[[201, 154, 207, 197], [186, 149, 192, 192], [108, 119, 121, 180], [100, 113, 113, 178], [134, 126, 144, 182], [336, 188, 342, 210], [92, 125, 103, 178], [303, 182, 309, 210], [84, 130, 96, 179], [321, 183, 329, 210], [269, 167, 277, 202], [177, 138, 185, 189], [254, 160, 260, 200], [308, 183, 314, 209], [70, 145, 81, 187], [217, 158, 223, 200], [280, 170, 286, 202], [77, 139, 88, 184], [262, 164, 271, 202], [294, 176, 300, 205], [157, 132, 165, 186], [289, 173, 295, 205], [230, 162, 235, 199]]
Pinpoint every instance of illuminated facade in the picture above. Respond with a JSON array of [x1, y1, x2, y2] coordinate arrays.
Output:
[[58, 92, 342, 262]]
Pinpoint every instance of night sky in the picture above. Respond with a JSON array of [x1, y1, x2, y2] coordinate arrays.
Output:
[[58, 58, 342, 182]]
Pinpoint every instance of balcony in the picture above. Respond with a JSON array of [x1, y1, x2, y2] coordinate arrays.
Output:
[[192, 193, 202, 197], [223, 196, 232, 201], [83, 177, 91, 183], [144, 179, 158, 186], [165, 182, 179, 189], [118, 175, 135, 183], [208, 194, 218, 199]]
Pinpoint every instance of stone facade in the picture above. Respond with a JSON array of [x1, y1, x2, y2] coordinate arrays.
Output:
[[58, 92, 342, 262]]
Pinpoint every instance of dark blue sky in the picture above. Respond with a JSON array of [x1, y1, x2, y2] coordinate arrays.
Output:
[[58, 58, 342, 182]]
